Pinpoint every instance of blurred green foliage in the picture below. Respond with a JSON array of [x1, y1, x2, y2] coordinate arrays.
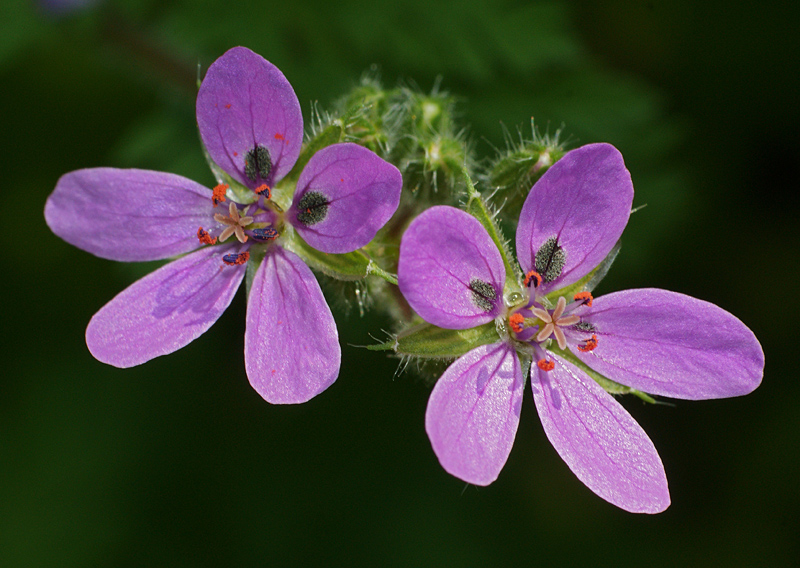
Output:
[[2, 0, 798, 566]]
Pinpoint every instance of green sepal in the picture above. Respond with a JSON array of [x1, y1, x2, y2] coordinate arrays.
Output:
[[280, 229, 370, 281], [368, 321, 500, 359], [463, 180, 524, 303], [543, 239, 621, 306], [244, 243, 268, 298], [550, 345, 656, 403]]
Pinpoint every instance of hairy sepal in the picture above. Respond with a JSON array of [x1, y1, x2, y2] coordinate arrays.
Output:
[[368, 321, 500, 359]]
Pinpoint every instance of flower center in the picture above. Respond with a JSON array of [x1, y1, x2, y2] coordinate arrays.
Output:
[[507, 291, 598, 355], [215, 202, 255, 243]]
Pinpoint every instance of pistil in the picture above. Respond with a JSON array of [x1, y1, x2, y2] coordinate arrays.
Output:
[[214, 202, 254, 243]]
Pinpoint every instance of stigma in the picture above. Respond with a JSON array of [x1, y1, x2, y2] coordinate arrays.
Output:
[[214, 202, 254, 243]]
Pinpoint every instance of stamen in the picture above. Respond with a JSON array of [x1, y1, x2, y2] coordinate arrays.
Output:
[[255, 184, 271, 198], [524, 270, 542, 288], [577, 334, 598, 352], [574, 291, 593, 307], [509, 312, 524, 333], [212, 184, 229, 207], [574, 321, 596, 332], [197, 227, 217, 245], [252, 227, 279, 241], [537, 359, 555, 372], [222, 251, 250, 266]]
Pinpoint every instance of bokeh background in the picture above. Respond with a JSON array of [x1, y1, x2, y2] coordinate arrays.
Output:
[[3, 0, 798, 565]]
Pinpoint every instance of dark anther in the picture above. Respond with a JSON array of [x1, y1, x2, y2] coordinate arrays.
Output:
[[296, 191, 330, 226], [222, 251, 250, 266], [534, 236, 566, 283], [244, 145, 272, 182], [252, 227, 279, 241], [574, 321, 596, 332], [469, 279, 497, 312]]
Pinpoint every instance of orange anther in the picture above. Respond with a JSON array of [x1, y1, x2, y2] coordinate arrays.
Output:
[[577, 334, 598, 352], [255, 184, 271, 198], [524, 270, 542, 288], [197, 227, 217, 245], [574, 291, 593, 307], [222, 251, 250, 266], [537, 359, 555, 372], [212, 184, 229, 207], [509, 313, 524, 333]]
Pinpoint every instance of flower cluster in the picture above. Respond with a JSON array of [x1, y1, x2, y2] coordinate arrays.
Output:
[[45, 46, 764, 513]]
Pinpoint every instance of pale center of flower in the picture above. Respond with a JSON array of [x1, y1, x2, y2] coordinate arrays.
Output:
[[530, 296, 580, 350], [214, 202, 254, 243]]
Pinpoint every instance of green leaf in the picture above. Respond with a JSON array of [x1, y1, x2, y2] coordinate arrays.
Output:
[[369, 321, 500, 359], [281, 230, 370, 281]]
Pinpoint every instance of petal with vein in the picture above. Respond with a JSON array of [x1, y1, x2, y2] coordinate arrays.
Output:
[[245, 247, 340, 404], [86, 244, 246, 367], [45, 168, 214, 261], [426, 343, 523, 486]]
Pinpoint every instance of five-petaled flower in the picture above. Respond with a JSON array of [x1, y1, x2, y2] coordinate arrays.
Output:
[[45, 46, 402, 404], [397, 143, 764, 513]]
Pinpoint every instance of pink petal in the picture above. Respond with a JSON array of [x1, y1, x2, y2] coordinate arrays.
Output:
[[425, 343, 523, 486], [516, 143, 633, 294], [399, 206, 506, 329], [86, 244, 246, 367], [196, 46, 303, 189], [45, 168, 214, 261], [245, 246, 340, 404], [574, 288, 764, 400], [531, 355, 670, 513], [289, 143, 403, 253]]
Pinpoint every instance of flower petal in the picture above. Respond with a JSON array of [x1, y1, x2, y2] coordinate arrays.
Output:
[[574, 288, 764, 399], [398, 206, 506, 329], [245, 246, 340, 404], [289, 143, 402, 253], [426, 343, 523, 486], [45, 168, 215, 261], [86, 244, 246, 367], [516, 143, 633, 294], [531, 355, 670, 513], [196, 46, 303, 189]]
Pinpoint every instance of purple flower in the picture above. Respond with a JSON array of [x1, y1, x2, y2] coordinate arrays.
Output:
[[45, 47, 402, 404], [397, 143, 763, 512]]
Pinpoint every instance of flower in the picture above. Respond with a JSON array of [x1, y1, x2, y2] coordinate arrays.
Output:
[[45, 46, 402, 404], [397, 143, 764, 512]]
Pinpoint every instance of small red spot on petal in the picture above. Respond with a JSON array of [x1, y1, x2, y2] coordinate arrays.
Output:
[[524, 270, 542, 288], [222, 251, 250, 266], [212, 184, 229, 207], [277, 320, 283, 324], [340, 178, 344, 182], [577, 334, 598, 352], [271, 369, 276, 375], [537, 359, 555, 372], [233, 151, 238, 157], [225, 103, 231, 109], [574, 291, 593, 307], [509, 313, 524, 333], [255, 184, 271, 198], [274, 133, 285, 140], [197, 227, 217, 245]]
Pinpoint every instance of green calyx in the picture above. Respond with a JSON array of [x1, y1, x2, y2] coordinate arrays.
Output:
[[368, 321, 500, 359]]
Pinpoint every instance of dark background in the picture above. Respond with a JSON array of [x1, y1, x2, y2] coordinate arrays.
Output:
[[3, 0, 798, 565]]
